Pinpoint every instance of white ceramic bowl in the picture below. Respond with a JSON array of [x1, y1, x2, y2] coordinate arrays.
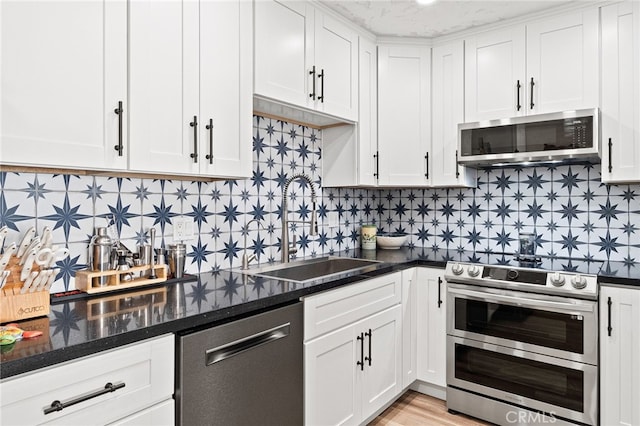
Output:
[[376, 233, 408, 250]]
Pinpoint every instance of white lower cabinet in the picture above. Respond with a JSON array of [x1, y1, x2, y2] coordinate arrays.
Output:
[[401, 268, 418, 388], [0, 334, 174, 426], [304, 273, 402, 426], [416, 267, 447, 388], [600, 285, 640, 426]]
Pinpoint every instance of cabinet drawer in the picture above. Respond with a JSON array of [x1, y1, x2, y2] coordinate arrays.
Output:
[[107, 400, 174, 426], [304, 272, 401, 341], [1, 334, 174, 426]]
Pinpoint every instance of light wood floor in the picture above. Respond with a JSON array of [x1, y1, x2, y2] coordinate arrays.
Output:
[[368, 391, 492, 426]]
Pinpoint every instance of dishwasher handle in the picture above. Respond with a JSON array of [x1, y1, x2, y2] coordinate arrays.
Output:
[[205, 323, 290, 366]]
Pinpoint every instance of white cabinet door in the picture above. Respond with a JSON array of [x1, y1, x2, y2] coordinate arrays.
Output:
[[464, 25, 525, 122], [314, 12, 358, 121], [601, 1, 640, 184], [416, 268, 446, 387], [600, 286, 640, 426], [128, 0, 199, 175], [305, 325, 360, 426], [360, 305, 402, 420], [378, 44, 431, 186], [401, 268, 417, 388], [254, 0, 313, 108], [431, 40, 476, 188], [526, 8, 599, 114], [0, 1, 127, 170], [323, 36, 377, 187], [357, 37, 378, 186], [199, 0, 252, 179]]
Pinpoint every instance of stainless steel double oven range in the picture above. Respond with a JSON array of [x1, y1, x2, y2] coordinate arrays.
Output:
[[445, 256, 600, 426]]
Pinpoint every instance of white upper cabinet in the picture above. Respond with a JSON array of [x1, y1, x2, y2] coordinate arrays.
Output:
[[129, 0, 251, 178], [0, 1, 127, 170], [254, 1, 313, 109], [464, 25, 526, 122], [323, 36, 377, 187], [465, 8, 599, 122], [377, 44, 431, 186], [2, 0, 250, 178], [601, 1, 640, 183], [128, 0, 200, 175], [199, 0, 253, 178], [431, 40, 476, 188], [254, 0, 358, 121], [526, 9, 599, 114], [313, 12, 358, 120]]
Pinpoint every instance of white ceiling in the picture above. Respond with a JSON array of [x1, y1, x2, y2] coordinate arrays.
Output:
[[317, 0, 586, 38]]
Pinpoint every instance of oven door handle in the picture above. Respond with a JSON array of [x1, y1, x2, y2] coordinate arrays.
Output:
[[448, 287, 594, 313]]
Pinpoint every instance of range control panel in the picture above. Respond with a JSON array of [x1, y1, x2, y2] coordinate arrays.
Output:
[[444, 262, 598, 300]]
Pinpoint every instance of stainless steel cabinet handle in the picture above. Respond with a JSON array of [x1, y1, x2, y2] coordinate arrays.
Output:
[[309, 66, 316, 100], [437, 277, 443, 308], [516, 80, 521, 111], [529, 77, 535, 110], [364, 329, 372, 366], [43, 382, 126, 415], [607, 297, 613, 337], [455, 150, 460, 179], [113, 101, 123, 156], [205, 118, 214, 164], [356, 332, 365, 371], [190, 116, 198, 163], [317, 69, 324, 103], [608, 138, 613, 173]]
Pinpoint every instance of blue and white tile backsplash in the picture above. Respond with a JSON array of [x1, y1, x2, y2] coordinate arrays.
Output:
[[1, 114, 640, 293]]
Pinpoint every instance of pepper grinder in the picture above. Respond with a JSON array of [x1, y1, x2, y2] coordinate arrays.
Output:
[[148, 227, 157, 279]]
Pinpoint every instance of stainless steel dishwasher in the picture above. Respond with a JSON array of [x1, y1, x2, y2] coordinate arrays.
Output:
[[176, 302, 303, 425]]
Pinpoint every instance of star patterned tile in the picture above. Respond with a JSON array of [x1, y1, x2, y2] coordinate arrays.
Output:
[[4, 115, 640, 293]]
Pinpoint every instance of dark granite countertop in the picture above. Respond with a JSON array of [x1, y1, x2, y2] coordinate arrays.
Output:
[[2, 247, 639, 379], [0, 247, 449, 379]]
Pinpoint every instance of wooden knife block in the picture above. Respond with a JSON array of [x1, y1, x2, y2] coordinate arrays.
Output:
[[0, 255, 50, 324]]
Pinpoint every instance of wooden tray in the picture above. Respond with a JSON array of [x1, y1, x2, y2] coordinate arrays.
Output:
[[75, 265, 167, 295]]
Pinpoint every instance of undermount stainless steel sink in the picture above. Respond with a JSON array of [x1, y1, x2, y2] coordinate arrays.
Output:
[[241, 257, 382, 283]]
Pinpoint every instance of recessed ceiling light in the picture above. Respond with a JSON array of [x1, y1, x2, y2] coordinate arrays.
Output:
[[416, 0, 437, 5]]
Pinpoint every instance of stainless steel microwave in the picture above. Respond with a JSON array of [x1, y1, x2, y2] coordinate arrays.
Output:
[[458, 108, 600, 167]]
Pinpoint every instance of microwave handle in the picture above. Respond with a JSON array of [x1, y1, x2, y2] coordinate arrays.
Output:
[[448, 287, 594, 313]]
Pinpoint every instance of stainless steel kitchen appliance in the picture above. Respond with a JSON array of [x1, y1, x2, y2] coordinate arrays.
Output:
[[458, 108, 600, 167], [445, 256, 600, 425], [176, 302, 303, 425]]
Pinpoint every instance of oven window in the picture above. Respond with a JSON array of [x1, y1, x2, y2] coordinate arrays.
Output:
[[454, 298, 584, 353], [454, 344, 584, 412]]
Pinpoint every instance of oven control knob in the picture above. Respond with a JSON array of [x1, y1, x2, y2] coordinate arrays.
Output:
[[571, 274, 587, 289], [550, 272, 565, 287], [451, 263, 464, 275], [467, 265, 480, 277]]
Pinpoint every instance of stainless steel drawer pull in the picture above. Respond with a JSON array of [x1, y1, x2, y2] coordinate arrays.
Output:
[[205, 323, 290, 366], [43, 382, 126, 415]]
